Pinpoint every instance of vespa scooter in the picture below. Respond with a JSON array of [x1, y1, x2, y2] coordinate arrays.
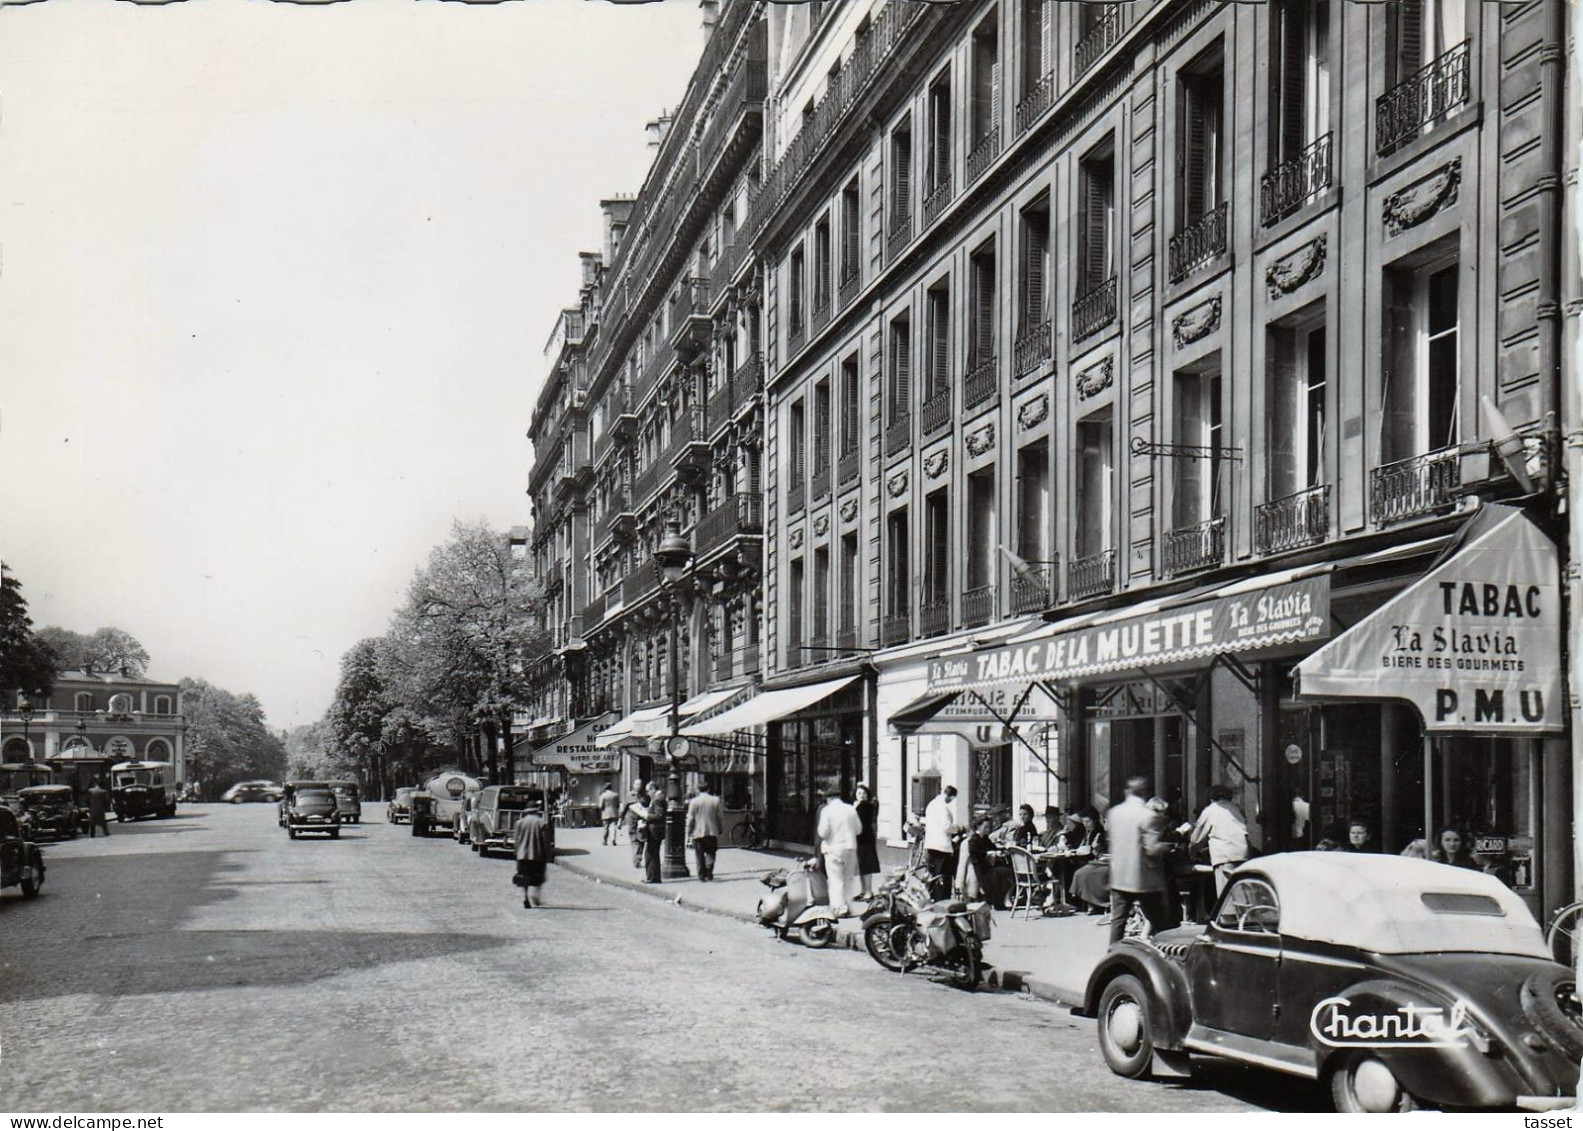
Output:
[[757, 857, 841, 948]]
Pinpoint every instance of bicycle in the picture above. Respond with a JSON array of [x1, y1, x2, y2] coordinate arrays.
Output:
[[1545, 900, 1583, 966], [731, 809, 768, 849]]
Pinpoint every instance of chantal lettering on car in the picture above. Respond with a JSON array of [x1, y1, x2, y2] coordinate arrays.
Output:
[[1309, 995, 1479, 1049]]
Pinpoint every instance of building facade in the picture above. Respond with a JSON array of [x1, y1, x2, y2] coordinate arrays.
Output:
[[2, 670, 188, 789]]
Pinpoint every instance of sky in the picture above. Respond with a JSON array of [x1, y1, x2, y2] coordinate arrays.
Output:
[[0, 0, 706, 728]]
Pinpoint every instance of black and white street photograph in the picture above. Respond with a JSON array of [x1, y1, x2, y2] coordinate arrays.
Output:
[[1, 0, 1581, 1116]]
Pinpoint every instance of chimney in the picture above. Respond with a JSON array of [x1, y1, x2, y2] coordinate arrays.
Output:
[[599, 196, 636, 263], [699, 0, 719, 41], [645, 113, 673, 158]]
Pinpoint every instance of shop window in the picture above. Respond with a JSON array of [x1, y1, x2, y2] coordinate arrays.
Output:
[[1382, 260, 1460, 462], [1267, 315, 1328, 498], [971, 743, 1013, 814]]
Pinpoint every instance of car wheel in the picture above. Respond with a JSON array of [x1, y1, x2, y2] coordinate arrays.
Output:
[[288, 827, 298, 840], [1520, 969, 1583, 1061], [1097, 974, 1157, 1079], [798, 920, 838, 949], [20, 859, 42, 898], [231, 797, 242, 805], [1328, 1053, 1417, 1113]]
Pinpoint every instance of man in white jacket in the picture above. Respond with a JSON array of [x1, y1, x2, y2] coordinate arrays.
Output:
[[816, 786, 863, 917]]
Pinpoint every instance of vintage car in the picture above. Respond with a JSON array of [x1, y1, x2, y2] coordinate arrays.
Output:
[[466, 785, 554, 859], [281, 785, 341, 839], [326, 780, 362, 824], [0, 761, 54, 817], [110, 761, 178, 821], [17, 785, 79, 841], [387, 787, 415, 825], [220, 780, 284, 804], [1083, 853, 1581, 1113], [0, 806, 44, 898], [409, 772, 481, 839]]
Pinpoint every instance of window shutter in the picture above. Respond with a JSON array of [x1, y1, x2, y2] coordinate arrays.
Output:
[[1028, 216, 1047, 324], [843, 361, 860, 451], [975, 259, 995, 364], [931, 292, 950, 389], [1083, 167, 1109, 290], [1183, 82, 1207, 221], [1280, 2, 1307, 159], [1397, 0, 1425, 78]]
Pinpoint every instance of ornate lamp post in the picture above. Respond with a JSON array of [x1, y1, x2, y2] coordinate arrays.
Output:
[[653, 517, 694, 881], [17, 694, 34, 761]]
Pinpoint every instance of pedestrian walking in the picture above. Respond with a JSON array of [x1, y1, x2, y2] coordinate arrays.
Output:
[[598, 782, 621, 846], [684, 782, 724, 881], [643, 789, 667, 883], [1189, 784, 1249, 895], [853, 783, 881, 899], [815, 786, 862, 917], [87, 779, 111, 837], [1105, 775, 1172, 943], [624, 790, 648, 868], [922, 784, 958, 887], [513, 810, 552, 909]]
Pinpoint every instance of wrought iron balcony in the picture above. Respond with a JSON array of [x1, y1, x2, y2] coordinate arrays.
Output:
[[1013, 319, 1051, 377], [1376, 41, 1470, 157], [743, 642, 761, 673], [631, 459, 665, 504], [582, 592, 606, 628], [838, 446, 861, 486], [593, 496, 629, 546], [919, 597, 951, 639], [838, 264, 860, 310], [1255, 483, 1330, 554], [1162, 516, 1225, 578], [1168, 202, 1228, 283], [706, 378, 735, 437], [963, 356, 998, 410], [962, 584, 996, 628], [886, 208, 913, 264], [922, 387, 952, 436], [1072, 277, 1118, 341], [788, 480, 806, 514], [668, 278, 712, 358], [1371, 446, 1461, 526], [1068, 549, 1116, 601], [834, 625, 857, 655], [966, 127, 1001, 187], [621, 562, 660, 608], [1261, 132, 1333, 227], [811, 460, 831, 501], [881, 611, 911, 647], [713, 653, 735, 682], [1074, 5, 1121, 75], [1015, 72, 1054, 137], [697, 490, 763, 554], [1010, 564, 1055, 613], [884, 412, 912, 456], [923, 174, 954, 226], [699, 55, 767, 179], [785, 640, 804, 670]]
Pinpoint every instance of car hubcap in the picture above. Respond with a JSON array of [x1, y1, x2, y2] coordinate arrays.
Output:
[[1108, 999, 1143, 1055], [1352, 1059, 1402, 1112]]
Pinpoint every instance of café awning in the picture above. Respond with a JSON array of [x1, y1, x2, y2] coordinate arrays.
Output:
[[678, 675, 859, 737], [531, 714, 624, 773], [594, 704, 673, 749], [1295, 504, 1562, 733]]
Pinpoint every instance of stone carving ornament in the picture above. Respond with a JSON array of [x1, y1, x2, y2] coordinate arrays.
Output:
[[839, 496, 859, 523], [923, 450, 950, 479], [1171, 295, 1222, 349], [788, 526, 804, 549], [812, 514, 829, 536], [1383, 158, 1463, 238], [1265, 236, 1328, 301], [1076, 357, 1114, 401], [1017, 395, 1050, 430], [886, 470, 909, 498], [965, 423, 996, 457]]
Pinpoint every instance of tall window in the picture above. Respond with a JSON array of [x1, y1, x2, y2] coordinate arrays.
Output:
[[1389, 0, 1465, 82], [813, 214, 832, 313], [1383, 262, 1460, 461], [840, 533, 859, 633], [788, 245, 806, 337], [813, 546, 831, 643], [1270, 0, 1331, 162], [1268, 320, 1327, 499], [890, 116, 913, 227], [1079, 145, 1115, 292], [924, 489, 951, 604], [966, 469, 997, 588], [926, 281, 951, 396], [839, 354, 861, 455], [971, 12, 1000, 149], [888, 312, 912, 423], [789, 399, 807, 485], [1015, 444, 1050, 562], [788, 557, 805, 657], [927, 71, 952, 192], [1075, 409, 1114, 557], [1173, 368, 1225, 526], [969, 240, 997, 369], [1178, 46, 1224, 227], [840, 178, 861, 285], [1021, 0, 1049, 95], [813, 379, 832, 480], [1018, 195, 1050, 333], [886, 508, 911, 617]]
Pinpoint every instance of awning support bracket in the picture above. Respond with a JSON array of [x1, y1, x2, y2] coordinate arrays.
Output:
[[1135, 668, 1257, 786], [965, 685, 1066, 784], [1210, 653, 1262, 699]]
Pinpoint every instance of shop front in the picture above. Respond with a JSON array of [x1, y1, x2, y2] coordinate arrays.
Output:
[[527, 713, 623, 814]]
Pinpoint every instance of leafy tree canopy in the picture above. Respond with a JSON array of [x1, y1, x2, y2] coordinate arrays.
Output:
[[182, 677, 287, 792], [37, 625, 151, 679], [0, 566, 60, 700]]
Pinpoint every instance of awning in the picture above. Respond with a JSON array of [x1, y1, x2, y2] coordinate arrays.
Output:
[[531, 714, 624, 773], [678, 687, 743, 719], [678, 675, 859, 737], [594, 704, 673, 749], [889, 681, 1065, 738], [1295, 504, 1562, 733]]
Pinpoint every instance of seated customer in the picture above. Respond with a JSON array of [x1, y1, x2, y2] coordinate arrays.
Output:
[[1038, 806, 1069, 849], [1431, 827, 1479, 870], [1060, 808, 1108, 913], [994, 803, 1040, 849]]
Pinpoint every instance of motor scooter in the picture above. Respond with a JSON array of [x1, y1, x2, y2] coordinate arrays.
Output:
[[757, 857, 841, 948], [861, 864, 991, 989]]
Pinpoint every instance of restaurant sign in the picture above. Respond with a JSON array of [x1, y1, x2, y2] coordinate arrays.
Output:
[[1296, 506, 1562, 733], [531, 714, 623, 774], [927, 576, 1330, 693]]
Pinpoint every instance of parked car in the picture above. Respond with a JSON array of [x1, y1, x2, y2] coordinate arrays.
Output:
[[17, 785, 79, 841], [387, 787, 415, 825], [409, 772, 481, 839], [1083, 853, 1581, 1113], [109, 761, 178, 821], [220, 780, 284, 804], [281, 785, 341, 840], [0, 805, 44, 898], [466, 785, 554, 859], [326, 781, 362, 824]]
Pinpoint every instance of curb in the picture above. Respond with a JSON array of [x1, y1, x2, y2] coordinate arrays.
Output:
[[554, 854, 1087, 1006]]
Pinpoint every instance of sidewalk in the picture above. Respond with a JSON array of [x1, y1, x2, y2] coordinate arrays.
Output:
[[551, 826, 1109, 1006]]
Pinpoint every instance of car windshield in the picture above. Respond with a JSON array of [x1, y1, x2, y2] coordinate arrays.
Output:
[[295, 790, 335, 804], [497, 790, 541, 809]]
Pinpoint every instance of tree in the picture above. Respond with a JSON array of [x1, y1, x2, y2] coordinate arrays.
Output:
[[36, 625, 151, 677], [0, 566, 59, 700], [181, 678, 287, 795]]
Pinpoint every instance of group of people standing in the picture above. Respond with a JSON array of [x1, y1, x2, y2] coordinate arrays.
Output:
[[600, 779, 726, 884], [815, 783, 882, 916]]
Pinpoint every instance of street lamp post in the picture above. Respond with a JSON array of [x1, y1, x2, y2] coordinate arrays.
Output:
[[17, 695, 34, 761], [653, 518, 694, 881]]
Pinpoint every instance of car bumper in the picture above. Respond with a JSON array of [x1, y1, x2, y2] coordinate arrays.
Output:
[[288, 822, 339, 832]]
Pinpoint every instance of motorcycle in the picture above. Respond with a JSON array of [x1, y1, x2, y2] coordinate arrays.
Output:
[[757, 857, 841, 948], [862, 864, 991, 990]]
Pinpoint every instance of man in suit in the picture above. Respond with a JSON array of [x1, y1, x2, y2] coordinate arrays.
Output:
[[87, 779, 111, 837], [1105, 775, 1171, 943], [684, 782, 725, 881]]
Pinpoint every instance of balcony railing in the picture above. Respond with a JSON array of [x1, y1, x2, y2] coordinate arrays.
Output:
[[963, 356, 998, 410], [886, 208, 913, 263], [1015, 72, 1054, 136], [1168, 202, 1228, 283], [838, 446, 861, 486], [881, 611, 911, 647], [706, 378, 735, 436], [922, 387, 952, 435], [810, 285, 832, 335], [923, 175, 953, 226], [1010, 564, 1055, 613], [961, 584, 996, 628], [1162, 517, 1225, 578], [1255, 483, 1330, 554], [697, 490, 764, 554], [743, 642, 761, 673], [788, 480, 806, 514], [699, 56, 767, 179], [668, 278, 712, 356], [966, 127, 1001, 187], [785, 641, 804, 671], [1068, 549, 1116, 601], [582, 592, 606, 628], [1261, 132, 1333, 227], [1013, 319, 1051, 377], [885, 412, 911, 456], [811, 461, 831, 500], [919, 597, 951, 639], [1074, 5, 1121, 75], [621, 563, 660, 608], [1376, 41, 1470, 157], [1371, 446, 1462, 525], [838, 263, 861, 309], [714, 653, 735, 682], [632, 459, 665, 504], [1072, 277, 1118, 341]]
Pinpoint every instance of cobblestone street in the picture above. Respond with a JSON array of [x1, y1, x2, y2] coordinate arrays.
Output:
[[0, 805, 1304, 1112]]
